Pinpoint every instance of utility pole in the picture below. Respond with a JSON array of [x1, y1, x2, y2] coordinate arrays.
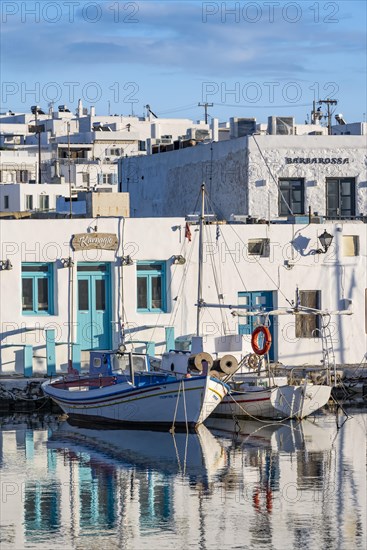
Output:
[[198, 102, 213, 125], [318, 98, 338, 135], [67, 122, 72, 219], [34, 110, 42, 184]]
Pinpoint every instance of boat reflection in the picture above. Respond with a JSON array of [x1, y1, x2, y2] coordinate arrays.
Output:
[[48, 419, 227, 482], [205, 415, 336, 453]]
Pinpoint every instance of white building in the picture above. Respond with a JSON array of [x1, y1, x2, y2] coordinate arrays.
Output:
[[119, 129, 367, 220], [0, 217, 365, 375], [0, 106, 212, 208]]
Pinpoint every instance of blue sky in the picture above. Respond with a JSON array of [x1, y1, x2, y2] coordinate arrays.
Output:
[[1, 1, 366, 124]]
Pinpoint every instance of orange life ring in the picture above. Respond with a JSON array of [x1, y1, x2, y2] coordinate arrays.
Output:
[[251, 326, 272, 356]]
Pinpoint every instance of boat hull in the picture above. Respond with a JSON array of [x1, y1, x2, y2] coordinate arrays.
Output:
[[213, 384, 331, 420], [42, 375, 227, 430]]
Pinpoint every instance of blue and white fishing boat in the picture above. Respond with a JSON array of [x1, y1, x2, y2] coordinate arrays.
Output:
[[42, 350, 228, 431]]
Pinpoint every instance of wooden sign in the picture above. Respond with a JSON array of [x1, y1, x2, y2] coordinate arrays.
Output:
[[71, 233, 118, 251]]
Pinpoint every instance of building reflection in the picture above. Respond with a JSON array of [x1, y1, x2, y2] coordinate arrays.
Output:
[[0, 411, 365, 549]]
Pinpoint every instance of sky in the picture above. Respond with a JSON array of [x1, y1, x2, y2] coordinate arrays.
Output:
[[1, 0, 366, 125]]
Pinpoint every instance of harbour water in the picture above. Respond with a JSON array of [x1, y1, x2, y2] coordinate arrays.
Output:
[[0, 405, 366, 550]]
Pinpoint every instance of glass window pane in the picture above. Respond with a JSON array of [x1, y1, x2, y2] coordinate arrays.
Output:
[[95, 279, 106, 311], [77, 265, 106, 272], [22, 265, 48, 273], [151, 276, 162, 309], [137, 277, 148, 309], [137, 263, 163, 272], [78, 280, 89, 310], [22, 279, 33, 311], [38, 279, 49, 311], [238, 295, 249, 306]]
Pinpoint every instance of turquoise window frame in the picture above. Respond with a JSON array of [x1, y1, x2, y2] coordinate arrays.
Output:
[[21, 263, 54, 315], [137, 261, 166, 313]]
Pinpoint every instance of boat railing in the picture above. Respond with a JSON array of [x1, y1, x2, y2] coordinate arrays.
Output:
[[287, 366, 336, 386]]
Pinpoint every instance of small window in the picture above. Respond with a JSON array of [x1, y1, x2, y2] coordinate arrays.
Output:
[[21, 263, 53, 315], [343, 236, 359, 256], [19, 170, 28, 183], [137, 262, 166, 312], [82, 172, 90, 184], [296, 290, 321, 338], [248, 238, 270, 257], [4, 195, 9, 209], [25, 195, 33, 210], [39, 195, 49, 211]]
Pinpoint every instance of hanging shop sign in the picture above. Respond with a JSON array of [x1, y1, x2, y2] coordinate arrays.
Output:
[[285, 157, 350, 165], [71, 233, 118, 251]]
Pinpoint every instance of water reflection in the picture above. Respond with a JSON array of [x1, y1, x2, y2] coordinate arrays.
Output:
[[0, 409, 366, 550]]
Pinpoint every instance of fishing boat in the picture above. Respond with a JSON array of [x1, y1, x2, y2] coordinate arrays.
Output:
[[211, 302, 351, 420], [216, 372, 332, 420], [42, 350, 229, 431]]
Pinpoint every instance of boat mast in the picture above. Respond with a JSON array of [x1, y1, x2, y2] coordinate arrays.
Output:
[[196, 183, 205, 336]]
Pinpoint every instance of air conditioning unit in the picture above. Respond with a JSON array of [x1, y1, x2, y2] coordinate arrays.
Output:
[[268, 116, 295, 135], [230, 118, 257, 138], [187, 129, 210, 141], [229, 214, 248, 223], [160, 138, 172, 144], [195, 129, 210, 141]]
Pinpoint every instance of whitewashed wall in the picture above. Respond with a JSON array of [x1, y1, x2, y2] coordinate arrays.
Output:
[[119, 135, 367, 219], [0, 218, 366, 374]]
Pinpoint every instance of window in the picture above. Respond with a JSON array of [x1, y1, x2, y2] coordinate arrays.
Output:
[[248, 238, 270, 257], [279, 179, 304, 216], [82, 172, 90, 185], [22, 263, 53, 314], [25, 195, 33, 210], [343, 236, 359, 256], [4, 195, 9, 209], [326, 178, 355, 219], [18, 170, 29, 183], [39, 195, 49, 211], [137, 262, 166, 312], [295, 290, 321, 338]]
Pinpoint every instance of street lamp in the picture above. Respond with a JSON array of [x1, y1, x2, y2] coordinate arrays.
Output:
[[317, 230, 333, 254]]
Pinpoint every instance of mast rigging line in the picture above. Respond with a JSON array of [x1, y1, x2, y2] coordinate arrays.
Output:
[[252, 134, 294, 217]]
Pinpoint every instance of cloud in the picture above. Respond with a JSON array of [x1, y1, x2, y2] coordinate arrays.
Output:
[[1, 0, 366, 79]]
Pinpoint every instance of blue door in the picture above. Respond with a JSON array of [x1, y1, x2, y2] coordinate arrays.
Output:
[[238, 291, 275, 361], [77, 263, 111, 350]]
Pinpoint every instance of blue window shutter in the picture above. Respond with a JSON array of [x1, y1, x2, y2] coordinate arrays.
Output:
[[113, 173, 118, 185], [97, 173, 103, 185]]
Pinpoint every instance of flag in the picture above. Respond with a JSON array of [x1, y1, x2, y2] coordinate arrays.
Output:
[[185, 222, 192, 242]]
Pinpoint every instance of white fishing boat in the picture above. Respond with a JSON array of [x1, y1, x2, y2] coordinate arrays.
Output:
[[216, 374, 332, 420], [42, 350, 229, 431]]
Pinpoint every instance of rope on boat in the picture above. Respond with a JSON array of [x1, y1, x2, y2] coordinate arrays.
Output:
[[182, 378, 189, 434], [227, 391, 304, 424], [170, 379, 189, 434]]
